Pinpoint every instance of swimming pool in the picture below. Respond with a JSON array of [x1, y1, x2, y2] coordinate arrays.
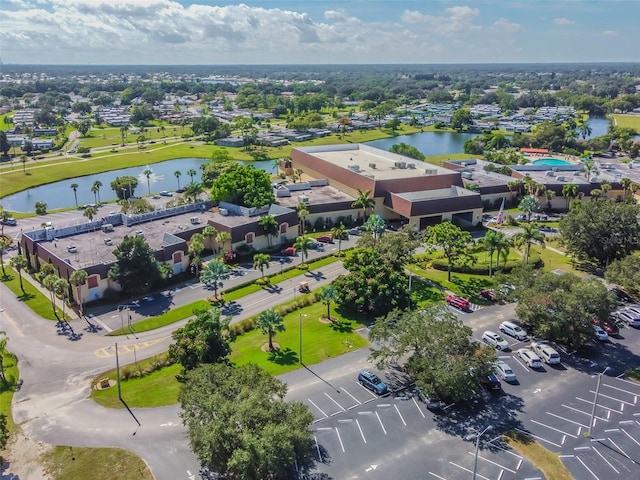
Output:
[[532, 158, 571, 166]]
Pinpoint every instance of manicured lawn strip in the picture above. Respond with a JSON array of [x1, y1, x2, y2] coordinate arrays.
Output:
[[0, 350, 19, 432], [423, 152, 480, 166], [611, 114, 640, 132], [408, 264, 493, 302], [1, 267, 61, 320], [108, 255, 341, 336], [532, 245, 580, 274], [626, 368, 640, 383], [503, 431, 572, 480], [93, 303, 369, 408], [42, 445, 154, 480]]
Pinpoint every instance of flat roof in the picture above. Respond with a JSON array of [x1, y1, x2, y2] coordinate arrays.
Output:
[[297, 144, 452, 181], [276, 185, 355, 209], [395, 186, 478, 201]]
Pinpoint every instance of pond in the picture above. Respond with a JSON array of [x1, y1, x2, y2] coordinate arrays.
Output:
[[2, 158, 276, 213], [365, 130, 476, 157]]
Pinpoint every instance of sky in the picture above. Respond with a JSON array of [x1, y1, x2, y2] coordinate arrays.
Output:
[[1, 0, 639, 65]]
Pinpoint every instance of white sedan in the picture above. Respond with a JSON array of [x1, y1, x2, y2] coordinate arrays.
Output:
[[482, 331, 510, 351], [493, 360, 517, 383], [517, 348, 543, 369]]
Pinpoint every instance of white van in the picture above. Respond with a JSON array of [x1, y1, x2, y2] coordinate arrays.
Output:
[[499, 321, 527, 341], [531, 341, 561, 365]]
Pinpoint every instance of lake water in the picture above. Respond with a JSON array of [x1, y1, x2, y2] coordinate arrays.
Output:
[[365, 131, 475, 158]]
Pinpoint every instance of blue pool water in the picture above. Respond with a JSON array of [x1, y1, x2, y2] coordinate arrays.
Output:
[[532, 158, 571, 166]]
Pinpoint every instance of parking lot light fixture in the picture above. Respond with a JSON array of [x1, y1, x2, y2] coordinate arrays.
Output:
[[588, 366, 610, 437], [299, 313, 307, 365], [472, 425, 493, 480]]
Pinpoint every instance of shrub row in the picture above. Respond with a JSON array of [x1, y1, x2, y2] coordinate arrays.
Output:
[[118, 353, 173, 381], [428, 251, 542, 275]]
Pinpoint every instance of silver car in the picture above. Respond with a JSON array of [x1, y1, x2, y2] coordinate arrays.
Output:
[[482, 331, 510, 351], [493, 360, 517, 383]]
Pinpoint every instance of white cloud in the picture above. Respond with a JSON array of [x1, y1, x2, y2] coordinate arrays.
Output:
[[603, 30, 617, 37], [553, 17, 575, 25], [493, 18, 522, 33], [401, 5, 482, 34]]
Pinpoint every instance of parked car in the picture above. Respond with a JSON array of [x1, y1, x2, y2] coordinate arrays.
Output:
[[530, 341, 562, 364], [358, 370, 388, 395], [159, 191, 173, 197], [415, 387, 443, 410], [516, 214, 527, 221], [348, 227, 361, 236], [517, 348, 543, 369], [482, 331, 510, 351], [446, 295, 470, 311], [479, 289, 497, 302], [493, 361, 517, 383], [499, 321, 527, 341], [593, 325, 609, 341], [317, 234, 334, 243], [609, 288, 633, 304], [0, 217, 17, 226], [479, 373, 502, 391], [593, 317, 619, 335], [280, 247, 297, 256], [614, 309, 640, 328]]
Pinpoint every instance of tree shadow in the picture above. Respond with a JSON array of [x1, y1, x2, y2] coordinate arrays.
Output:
[[268, 347, 298, 366], [17, 293, 35, 302], [558, 335, 640, 377], [328, 320, 353, 334], [0, 460, 22, 479], [305, 270, 326, 281], [449, 275, 493, 298]]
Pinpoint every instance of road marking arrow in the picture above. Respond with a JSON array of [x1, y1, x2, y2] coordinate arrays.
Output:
[[534, 388, 541, 393], [365, 465, 378, 472]]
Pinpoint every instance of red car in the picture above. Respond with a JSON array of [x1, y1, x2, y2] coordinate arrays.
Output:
[[317, 234, 334, 243], [593, 317, 619, 335], [447, 295, 470, 311], [479, 289, 497, 302], [280, 247, 297, 256]]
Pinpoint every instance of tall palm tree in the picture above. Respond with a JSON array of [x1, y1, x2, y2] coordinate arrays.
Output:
[[515, 224, 546, 265], [0, 237, 8, 277], [69, 269, 88, 316], [143, 168, 152, 195], [9, 255, 28, 294], [53, 277, 70, 321], [621, 177, 633, 199], [600, 181, 611, 199], [216, 231, 232, 256], [189, 234, 205, 275], [253, 253, 271, 278], [582, 159, 596, 180], [0, 209, 11, 238], [70, 183, 79, 207], [199, 260, 230, 299], [83, 206, 97, 222], [184, 182, 204, 203], [494, 234, 513, 271], [562, 183, 578, 209], [351, 189, 375, 222], [331, 224, 347, 255], [294, 236, 313, 264], [202, 225, 217, 251], [174, 170, 182, 190], [257, 308, 285, 352], [297, 202, 309, 235], [258, 215, 279, 247], [120, 125, 128, 146], [481, 230, 501, 277], [92, 180, 102, 204], [0, 331, 8, 383], [90, 184, 99, 204], [42, 273, 60, 319], [187, 168, 197, 183], [319, 285, 337, 321], [544, 189, 556, 210]]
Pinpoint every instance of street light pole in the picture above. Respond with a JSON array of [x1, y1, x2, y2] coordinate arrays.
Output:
[[588, 366, 610, 437], [299, 313, 307, 364], [472, 425, 493, 480]]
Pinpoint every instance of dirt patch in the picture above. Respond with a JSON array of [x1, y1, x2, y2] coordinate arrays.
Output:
[[318, 316, 338, 324], [1, 428, 51, 480], [260, 342, 280, 352]]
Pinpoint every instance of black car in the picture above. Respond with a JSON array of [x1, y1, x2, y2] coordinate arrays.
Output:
[[610, 288, 633, 304], [480, 373, 502, 391]]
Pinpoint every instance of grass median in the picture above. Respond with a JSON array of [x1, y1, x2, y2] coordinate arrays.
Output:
[[0, 350, 20, 432], [1, 267, 62, 321], [503, 430, 572, 480], [92, 301, 369, 408]]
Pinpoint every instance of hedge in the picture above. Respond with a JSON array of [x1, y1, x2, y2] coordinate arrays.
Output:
[[429, 251, 542, 275]]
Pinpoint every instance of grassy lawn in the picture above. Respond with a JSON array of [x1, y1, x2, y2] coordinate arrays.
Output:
[[78, 125, 189, 149], [611, 114, 640, 132], [0, 350, 20, 432], [503, 431, 572, 480], [423, 152, 480, 166], [1, 267, 62, 321], [93, 302, 369, 408], [42, 445, 153, 480], [532, 245, 581, 275], [626, 368, 640, 383]]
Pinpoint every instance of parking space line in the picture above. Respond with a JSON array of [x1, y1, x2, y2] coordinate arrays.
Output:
[[394, 404, 407, 426], [531, 419, 578, 438], [606, 378, 640, 390], [607, 438, 631, 459], [357, 383, 379, 399], [562, 404, 608, 422], [575, 455, 600, 480], [589, 390, 636, 406], [605, 428, 620, 433], [449, 462, 490, 480], [546, 411, 588, 429], [340, 387, 362, 407], [355, 419, 366, 444], [314, 435, 322, 462], [428, 472, 447, 480], [334, 427, 345, 453], [308, 399, 328, 418], [412, 397, 426, 418], [486, 441, 523, 460], [324, 392, 346, 413], [513, 357, 530, 372], [375, 411, 388, 435], [576, 396, 623, 414], [466, 452, 516, 473], [516, 428, 561, 448], [621, 428, 640, 448], [592, 446, 620, 474]]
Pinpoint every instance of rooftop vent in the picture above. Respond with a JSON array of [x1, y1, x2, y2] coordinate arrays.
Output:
[[368, 162, 377, 169], [407, 163, 416, 169], [347, 164, 360, 172], [545, 171, 555, 176], [219, 208, 229, 216], [555, 176, 566, 182], [424, 168, 437, 175], [299, 195, 310, 204], [461, 171, 473, 180]]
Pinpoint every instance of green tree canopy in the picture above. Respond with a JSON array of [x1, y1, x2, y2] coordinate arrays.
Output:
[[110, 176, 139, 200], [424, 221, 475, 281], [389, 142, 426, 160], [179, 363, 315, 480], [451, 108, 473, 131], [559, 198, 640, 267], [108, 235, 162, 295], [605, 255, 640, 298], [369, 306, 496, 403], [518, 195, 542, 220], [169, 307, 231, 372], [257, 308, 285, 352], [210, 165, 275, 208], [199, 260, 230, 298], [514, 272, 616, 349]]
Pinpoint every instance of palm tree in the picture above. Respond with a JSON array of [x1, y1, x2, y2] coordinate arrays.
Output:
[[42, 273, 59, 319], [174, 170, 182, 190], [319, 285, 337, 321], [331, 224, 347, 255], [143, 168, 152, 195], [582, 159, 596, 180], [621, 177, 633, 199], [9, 255, 28, 294], [544, 189, 556, 210], [0, 237, 8, 276], [187, 168, 197, 183], [90, 184, 99, 204], [202, 225, 217, 251], [481, 230, 501, 277], [70, 183, 79, 207], [253, 253, 271, 278], [515, 224, 546, 265], [0, 331, 8, 383], [189, 233, 205, 275], [364, 214, 385, 240], [257, 308, 285, 352], [20, 155, 27, 173], [578, 122, 592, 140], [83, 206, 97, 222], [69, 269, 88, 316], [351, 189, 375, 222], [0, 209, 11, 238], [199, 260, 230, 299], [600, 181, 611, 199], [184, 182, 204, 203], [494, 234, 513, 270], [294, 236, 313, 264], [258, 215, 279, 247], [92, 180, 102, 204], [216, 231, 232, 256], [53, 277, 70, 321], [562, 183, 578, 209], [120, 125, 128, 146], [297, 202, 309, 235]]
